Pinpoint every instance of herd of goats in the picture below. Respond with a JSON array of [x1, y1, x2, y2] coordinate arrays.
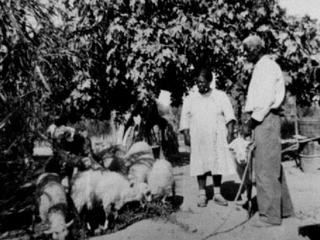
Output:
[[32, 116, 255, 240], [36, 123, 176, 240]]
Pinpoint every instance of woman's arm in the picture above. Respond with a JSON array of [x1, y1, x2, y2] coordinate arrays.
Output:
[[182, 129, 191, 146], [226, 120, 235, 144]]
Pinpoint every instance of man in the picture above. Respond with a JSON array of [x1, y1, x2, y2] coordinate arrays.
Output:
[[242, 35, 295, 227]]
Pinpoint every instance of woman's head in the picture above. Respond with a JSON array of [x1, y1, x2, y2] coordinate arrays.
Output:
[[196, 67, 212, 94]]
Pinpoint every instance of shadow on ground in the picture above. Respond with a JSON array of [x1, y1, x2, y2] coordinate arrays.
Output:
[[203, 181, 258, 216], [298, 223, 320, 240]]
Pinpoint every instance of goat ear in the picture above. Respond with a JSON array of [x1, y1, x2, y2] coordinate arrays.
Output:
[[66, 219, 74, 228], [248, 141, 255, 150], [228, 142, 234, 150]]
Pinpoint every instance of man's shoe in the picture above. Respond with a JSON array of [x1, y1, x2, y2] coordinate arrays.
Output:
[[250, 214, 280, 228], [282, 212, 295, 219], [214, 194, 228, 206], [251, 220, 280, 228], [197, 194, 207, 207]]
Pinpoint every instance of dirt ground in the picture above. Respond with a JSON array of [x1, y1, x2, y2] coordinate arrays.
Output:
[[91, 144, 320, 240]]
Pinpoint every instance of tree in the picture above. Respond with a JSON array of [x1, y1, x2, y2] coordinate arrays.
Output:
[[1, 0, 320, 159]]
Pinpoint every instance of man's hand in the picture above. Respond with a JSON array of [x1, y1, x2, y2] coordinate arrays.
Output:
[[227, 133, 234, 144], [243, 118, 259, 137]]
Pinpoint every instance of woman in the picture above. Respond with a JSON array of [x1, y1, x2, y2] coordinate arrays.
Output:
[[180, 66, 236, 207]]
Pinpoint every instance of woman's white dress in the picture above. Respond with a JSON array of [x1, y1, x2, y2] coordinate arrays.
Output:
[[180, 89, 236, 177]]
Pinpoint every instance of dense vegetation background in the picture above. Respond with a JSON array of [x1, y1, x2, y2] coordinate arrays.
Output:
[[1, 0, 320, 160]]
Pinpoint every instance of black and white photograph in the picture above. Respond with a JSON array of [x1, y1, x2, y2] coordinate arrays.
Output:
[[1, 0, 320, 239]]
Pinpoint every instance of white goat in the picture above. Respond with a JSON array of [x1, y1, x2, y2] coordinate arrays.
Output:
[[70, 169, 150, 230], [229, 136, 255, 215], [127, 160, 154, 185], [37, 172, 73, 240], [125, 141, 156, 187], [147, 158, 175, 203]]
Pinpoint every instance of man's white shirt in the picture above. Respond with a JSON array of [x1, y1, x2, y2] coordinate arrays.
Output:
[[245, 55, 285, 122]]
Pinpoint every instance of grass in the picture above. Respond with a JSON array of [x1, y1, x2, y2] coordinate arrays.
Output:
[[113, 199, 176, 233]]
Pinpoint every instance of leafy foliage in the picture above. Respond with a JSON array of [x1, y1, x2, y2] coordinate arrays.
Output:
[[1, 0, 320, 159]]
